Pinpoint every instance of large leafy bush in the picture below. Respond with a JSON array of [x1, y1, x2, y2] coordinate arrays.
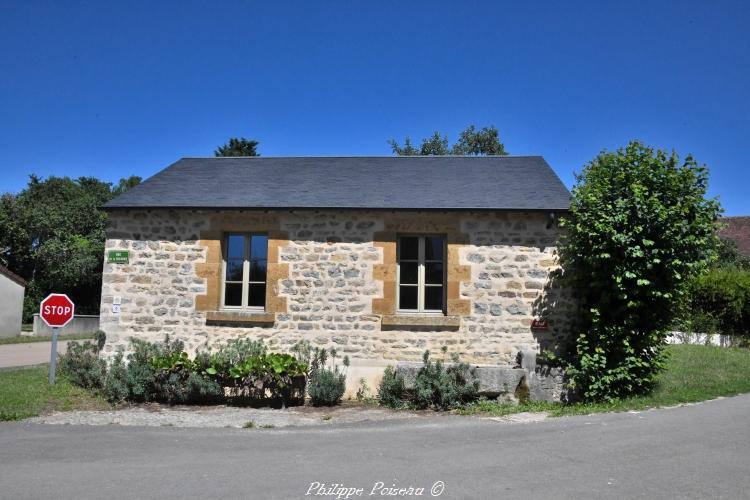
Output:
[[682, 266, 750, 341], [560, 141, 721, 401]]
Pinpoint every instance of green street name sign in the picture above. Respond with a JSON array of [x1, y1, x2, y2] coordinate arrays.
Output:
[[108, 250, 129, 264]]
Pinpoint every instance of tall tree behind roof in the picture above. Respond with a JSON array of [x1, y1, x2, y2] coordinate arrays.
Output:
[[389, 125, 507, 156], [214, 137, 260, 157]]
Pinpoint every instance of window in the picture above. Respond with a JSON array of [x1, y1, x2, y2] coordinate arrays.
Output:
[[397, 235, 445, 313], [222, 233, 268, 309]]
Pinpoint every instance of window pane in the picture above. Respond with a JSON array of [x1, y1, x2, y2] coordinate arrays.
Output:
[[424, 236, 444, 261], [250, 234, 268, 261], [399, 262, 418, 285], [425, 262, 444, 285], [249, 259, 267, 282], [399, 236, 419, 261], [248, 283, 266, 308], [226, 259, 244, 281], [224, 283, 243, 306], [424, 286, 444, 311], [399, 286, 418, 310], [227, 235, 245, 259]]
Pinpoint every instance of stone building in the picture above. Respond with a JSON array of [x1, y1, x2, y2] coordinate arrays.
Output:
[[0, 264, 26, 338], [101, 156, 573, 398]]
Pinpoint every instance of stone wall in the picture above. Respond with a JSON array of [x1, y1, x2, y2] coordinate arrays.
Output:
[[100, 209, 573, 394]]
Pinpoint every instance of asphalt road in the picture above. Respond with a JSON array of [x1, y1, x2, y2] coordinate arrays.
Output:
[[0, 341, 70, 369], [1, 395, 749, 500]]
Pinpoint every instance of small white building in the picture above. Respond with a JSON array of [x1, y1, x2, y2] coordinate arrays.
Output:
[[0, 265, 26, 338]]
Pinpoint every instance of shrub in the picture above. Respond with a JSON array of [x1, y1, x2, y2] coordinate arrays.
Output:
[[103, 353, 129, 404], [93, 330, 106, 352], [378, 349, 479, 410], [559, 141, 721, 402], [59, 341, 106, 390], [682, 266, 750, 340], [63, 335, 307, 406], [412, 350, 479, 410], [377, 366, 406, 408], [307, 348, 348, 406]]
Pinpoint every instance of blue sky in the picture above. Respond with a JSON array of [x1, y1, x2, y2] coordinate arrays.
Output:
[[1, 1, 748, 214]]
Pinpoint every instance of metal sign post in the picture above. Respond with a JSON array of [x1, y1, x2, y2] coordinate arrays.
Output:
[[49, 327, 59, 384], [39, 293, 75, 385]]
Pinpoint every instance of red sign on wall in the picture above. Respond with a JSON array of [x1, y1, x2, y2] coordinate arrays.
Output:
[[531, 318, 549, 330], [39, 293, 75, 328]]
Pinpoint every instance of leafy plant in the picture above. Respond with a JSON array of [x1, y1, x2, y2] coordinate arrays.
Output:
[[58, 341, 106, 390], [355, 377, 376, 403], [559, 141, 722, 401], [377, 348, 479, 410], [412, 349, 479, 410], [681, 266, 750, 341], [377, 366, 406, 408], [307, 348, 348, 406], [93, 330, 106, 353]]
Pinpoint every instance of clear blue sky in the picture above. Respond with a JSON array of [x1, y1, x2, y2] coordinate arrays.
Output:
[[1, 1, 748, 214]]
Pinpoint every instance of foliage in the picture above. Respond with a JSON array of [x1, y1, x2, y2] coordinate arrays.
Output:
[[306, 347, 348, 406], [715, 237, 750, 270], [93, 330, 106, 352], [411, 349, 479, 410], [103, 353, 130, 404], [559, 141, 722, 402], [64, 336, 306, 405], [389, 124, 507, 156], [681, 266, 750, 340], [214, 137, 260, 157], [355, 378, 376, 403], [377, 366, 406, 408], [59, 341, 107, 391], [378, 348, 479, 410], [0, 175, 140, 321]]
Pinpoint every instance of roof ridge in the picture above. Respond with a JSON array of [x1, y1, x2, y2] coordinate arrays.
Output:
[[179, 155, 544, 159]]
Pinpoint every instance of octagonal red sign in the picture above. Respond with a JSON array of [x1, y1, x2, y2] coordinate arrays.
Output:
[[40, 293, 75, 328]]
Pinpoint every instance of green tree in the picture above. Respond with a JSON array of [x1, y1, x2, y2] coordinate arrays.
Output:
[[214, 137, 260, 157], [389, 125, 507, 156], [0, 175, 140, 321], [112, 175, 142, 196], [559, 141, 721, 402]]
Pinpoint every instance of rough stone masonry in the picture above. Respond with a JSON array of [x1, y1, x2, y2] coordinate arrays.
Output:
[[100, 209, 573, 400]]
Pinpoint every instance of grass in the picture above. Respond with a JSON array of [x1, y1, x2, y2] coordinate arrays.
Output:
[[0, 333, 96, 345], [0, 365, 108, 421], [457, 344, 750, 418], [242, 420, 255, 428]]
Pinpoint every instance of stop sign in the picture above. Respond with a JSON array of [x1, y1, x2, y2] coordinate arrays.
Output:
[[40, 293, 75, 328]]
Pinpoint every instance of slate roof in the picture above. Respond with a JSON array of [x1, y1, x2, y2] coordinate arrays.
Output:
[[104, 156, 570, 211], [718, 216, 750, 257]]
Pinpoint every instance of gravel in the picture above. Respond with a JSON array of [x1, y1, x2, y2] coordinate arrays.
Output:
[[26, 402, 425, 429]]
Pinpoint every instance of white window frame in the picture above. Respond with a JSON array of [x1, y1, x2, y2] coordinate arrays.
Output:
[[396, 235, 446, 314], [221, 233, 267, 311]]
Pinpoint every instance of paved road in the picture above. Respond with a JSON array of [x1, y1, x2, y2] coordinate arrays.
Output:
[[0, 341, 70, 369], [1, 395, 749, 500]]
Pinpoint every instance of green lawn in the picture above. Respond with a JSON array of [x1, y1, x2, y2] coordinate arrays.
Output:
[[457, 344, 750, 417], [0, 366, 108, 421], [0, 333, 95, 345]]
